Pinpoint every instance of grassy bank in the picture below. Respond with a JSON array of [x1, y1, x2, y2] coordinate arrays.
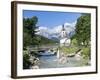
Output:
[[59, 46, 90, 59]]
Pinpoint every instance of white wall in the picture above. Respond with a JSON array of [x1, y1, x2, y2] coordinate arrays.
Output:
[[0, 0, 100, 80]]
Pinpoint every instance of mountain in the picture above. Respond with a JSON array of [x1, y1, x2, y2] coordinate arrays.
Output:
[[36, 21, 76, 40], [37, 35, 59, 45]]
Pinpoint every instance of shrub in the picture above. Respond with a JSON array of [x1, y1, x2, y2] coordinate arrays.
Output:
[[71, 39, 78, 46], [59, 46, 78, 54], [82, 47, 90, 59], [23, 52, 31, 69]]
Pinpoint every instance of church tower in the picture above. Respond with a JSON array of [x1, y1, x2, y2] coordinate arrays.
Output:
[[59, 24, 71, 46], [60, 24, 67, 38]]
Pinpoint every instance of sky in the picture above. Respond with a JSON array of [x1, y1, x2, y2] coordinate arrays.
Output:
[[23, 10, 82, 28]]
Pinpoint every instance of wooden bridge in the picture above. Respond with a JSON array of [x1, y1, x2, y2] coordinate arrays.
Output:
[[27, 45, 59, 52]]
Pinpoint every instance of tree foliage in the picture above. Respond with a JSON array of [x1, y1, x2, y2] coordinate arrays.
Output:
[[23, 16, 38, 37], [23, 16, 38, 49], [74, 14, 91, 46], [23, 16, 57, 50]]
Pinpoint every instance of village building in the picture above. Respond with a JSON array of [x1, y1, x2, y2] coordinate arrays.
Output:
[[59, 24, 71, 46]]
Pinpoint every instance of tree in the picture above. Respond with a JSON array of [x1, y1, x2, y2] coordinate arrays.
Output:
[[23, 16, 38, 49], [74, 14, 91, 46], [23, 32, 32, 50], [23, 16, 38, 37]]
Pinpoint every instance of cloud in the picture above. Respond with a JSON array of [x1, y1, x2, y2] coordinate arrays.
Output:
[[65, 21, 76, 27], [52, 21, 76, 34], [51, 25, 62, 33], [36, 21, 77, 39], [39, 26, 48, 30]]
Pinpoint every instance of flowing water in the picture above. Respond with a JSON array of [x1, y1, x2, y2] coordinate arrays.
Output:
[[38, 51, 90, 69]]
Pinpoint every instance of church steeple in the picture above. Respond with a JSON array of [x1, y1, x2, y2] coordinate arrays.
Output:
[[62, 24, 65, 31], [60, 24, 67, 38], [60, 24, 71, 47]]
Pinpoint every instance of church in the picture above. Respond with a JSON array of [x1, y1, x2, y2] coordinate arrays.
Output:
[[59, 24, 71, 46]]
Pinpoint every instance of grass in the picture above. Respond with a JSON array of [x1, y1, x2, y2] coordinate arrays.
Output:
[[59, 45, 90, 58], [81, 47, 90, 59], [59, 46, 79, 55]]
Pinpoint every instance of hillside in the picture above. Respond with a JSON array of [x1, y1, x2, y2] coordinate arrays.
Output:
[[37, 35, 59, 45]]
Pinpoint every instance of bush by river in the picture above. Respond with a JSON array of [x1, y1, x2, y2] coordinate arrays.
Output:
[[58, 46, 90, 59]]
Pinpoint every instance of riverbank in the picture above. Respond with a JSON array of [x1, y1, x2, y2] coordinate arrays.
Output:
[[23, 45, 91, 69]]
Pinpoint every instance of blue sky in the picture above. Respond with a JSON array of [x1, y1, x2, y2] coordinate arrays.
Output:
[[23, 10, 82, 28]]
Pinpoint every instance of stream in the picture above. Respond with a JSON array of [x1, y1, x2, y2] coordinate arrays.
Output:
[[38, 51, 90, 69]]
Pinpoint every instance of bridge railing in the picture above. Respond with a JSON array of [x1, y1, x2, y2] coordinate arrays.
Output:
[[26, 44, 59, 51]]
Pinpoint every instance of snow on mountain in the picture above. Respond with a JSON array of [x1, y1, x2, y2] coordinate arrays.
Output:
[[36, 26, 51, 38], [36, 21, 76, 40]]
